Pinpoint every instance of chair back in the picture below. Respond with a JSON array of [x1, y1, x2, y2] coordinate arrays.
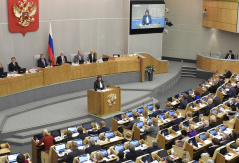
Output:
[[71, 54, 76, 62]]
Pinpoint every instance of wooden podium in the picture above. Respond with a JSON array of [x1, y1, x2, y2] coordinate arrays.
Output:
[[87, 85, 121, 117]]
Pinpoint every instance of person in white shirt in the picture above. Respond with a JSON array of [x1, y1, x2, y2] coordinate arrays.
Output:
[[88, 49, 96, 63], [56, 51, 68, 65]]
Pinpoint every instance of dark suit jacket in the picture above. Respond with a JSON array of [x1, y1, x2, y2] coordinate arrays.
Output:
[[149, 110, 162, 118], [126, 150, 145, 161], [213, 96, 222, 106], [224, 70, 232, 78], [63, 137, 76, 143], [63, 149, 85, 163], [209, 85, 218, 93], [56, 56, 67, 65], [0, 67, 3, 73], [179, 99, 188, 110], [94, 80, 105, 91], [37, 58, 48, 68], [200, 126, 211, 133], [171, 118, 183, 126], [186, 95, 193, 103], [88, 127, 110, 135], [115, 159, 128, 163], [77, 133, 88, 140], [123, 119, 140, 130], [88, 53, 96, 63], [229, 103, 239, 111], [236, 87, 239, 96], [227, 87, 236, 98], [201, 91, 209, 97], [85, 145, 101, 154], [146, 146, 162, 153], [163, 108, 172, 113], [142, 15, 152, 25], [8, 62, 21, 72], [201, 103, 215, 116], [209, 122, 219, 128], [225, 54, 235, 59], [217, 80, 225, 87], [207, 145, 219, 157], [220, 141, 230, 146]]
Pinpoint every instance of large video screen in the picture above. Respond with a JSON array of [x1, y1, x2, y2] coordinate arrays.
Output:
[[130, 0, 165, 35]]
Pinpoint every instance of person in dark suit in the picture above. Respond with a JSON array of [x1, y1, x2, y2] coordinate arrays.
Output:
[[200, 120, 211, 133], [203, 138, 220, 157], [209, 115, 218, 128], [37, 54, 48, 68], [149, 103, 162, 117], [126, 144, 145, 161], [211, 93, 222, 106], [209, 81, 218, 93], [171, 113, 182, 126], [94, 75, 105, 91], [236, 82, 239, 96], [77, 128, 88, 140], [163, 103, 172, 113], [146, 140, 162, 154], [179, 96, 188, 110], [220, 134, 231, 146], [74, 51, 85, 63], [217, 76, 225, 87], [122, 113, 140, 130], [87, 121, 109, 135], [0, 62, 4, 73], [85, 139, 101, 154], [64, 130, 76, 143], [56, 51, 68, 65], [201, 87, 209, 97], [88, 49, 96, 63], [8, 57, 21, 72], [225, 83, 236, 98], [224, 69, 232, 78], [225, 50, 235, 59], [115, 151, 127, 163], [228, 96, 239, 111], [63, 142, 85, 163], [142, 10, 152, 25], [200, 99, 215, 116], [185, 91, 193, 103], [143, 118, 160, 138]]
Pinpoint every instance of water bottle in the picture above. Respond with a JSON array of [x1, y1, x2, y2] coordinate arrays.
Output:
[[190, 141, 193, 146], [171, 148, 174, 155], [201, 116, 203, 122]]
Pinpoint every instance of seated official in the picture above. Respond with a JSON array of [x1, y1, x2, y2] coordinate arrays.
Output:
[[225, 50, 235, 59], [36, 129, 54, 153], [56, 51, 67, 65], [165, 156, 176, 163], [17, 153, 29, 163], [115, 151, 127, 163], [200, 120, 211, 133], [163, 103, 172, 113], [126, 144, 145, 161], [63, 142, 85, 163], [224, 83, 236, 99], [146, 140, 162, 153], [77, 128, 88, 140], [202, 138, 220, 157], [224, 69, 232, 78], [88, 49, 97, 63], [201, 87, 209, 97], [187, 125, 197, 137], [175, 130, 190, 147], [236, 82, 239, 95], [229, 130, 239, 141], [142, 9, 152, 25], [171, 113, 182, 126], [209, 81, 218, 93], [228, 95, 239, 111], [122, 113, 140, 130], [178, 96, 188, 110], [8, 57, 21, 72], [226, 107, 239, 118], [143, 118, 160, 138], [185, 91, 193, 103], [139, 109, 149, 122], [64, 130, 76, 143], [121, 131, 132, 144], [37, 54, 48, 68], [193, 90, 201, 101], [94, 75, 105, 91], [149, 103, 162, 118], [217, 76, 225, 87], [87, 121, 109, 135], [93, 152, 107, 163], [85, 139, 101, 154], [74, 50, 84, 63], [220, 134, 231, 146], [185, 111, 193, 121], [0, 62, 4, 73], [209, 115, 218, 128], [199, 99, 215, 116], [211, 93, 222, 106]]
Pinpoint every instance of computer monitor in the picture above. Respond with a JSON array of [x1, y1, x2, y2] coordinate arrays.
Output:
[[232, 99, 235, 104], [159, 114, 166, 120], [202, 97, 207, 102], [189, 137, 198, 147], [196, 100, 200, 104], [0, 72, 7, 78], [168, 110, 175, 117], [147, 104, 153, 111], [220, 147, 228, 155], [33, 134, 44, 141], [55, 143, 66, 152], [78, 154, 89, 163], [73, 139, 83, 146], [141, 154, 150, 162], [172, 125, 179, 132], [137, 107, 144, 114], [218, 105, 224, 110], [104, 131, 115, 139], [79, 60, 84, 64], [189, 103, 194, 108], [183, 120, 189, 127], [7, 153, 20, 163], [199, 84, 202, 88], [161, 129, 169, 136], [18, 68, 26, 74], [219, 125, 226, 131], [130, 140, 139, 147], [174, 94, 179, 99], [51, 130, 61, 138], [102, 58, 109, 62], [82, 122, 92, 130], [147, 118, 152, 126], [167, 97, 172, 102], [199, 133, 207, 141], [114, 144, 124, 152], [181, 92, 185, 95], [224, 102, 229, 106], [89, 135, 99, 142], [158, 149, 168, 160], [97, 149, 108, 157], [114, 114, 122, 121], [192, 161, 199, 163], [126, 111, 133, 117], [211, 109, 218, 114], [67, 126, 77, 133], [188, 89, 192, 94], [193, 116, 199, 123], [209, 129, 217, 136], [208, 94, 212, 99], [136, 121, 144, 128], [219, 88, 222, 92]]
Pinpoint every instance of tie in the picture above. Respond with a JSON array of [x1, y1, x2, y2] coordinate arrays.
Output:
[[63, 57, 65, 63]]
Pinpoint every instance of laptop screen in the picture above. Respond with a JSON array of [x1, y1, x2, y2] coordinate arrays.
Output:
[[193, 116, 199, 123], [137, 107, 144, 114], [172, 125, 179, 132], [147, 104, 153, 111], [183, 121, 189, 127], [219, 125, 226, 131], [159, 114, 166, 120], [181, 92, 185, 96], [73, 139, 83, 146], [158, 149, 168, 159], [82, 123, 92, 130], [105, 132, 114, 139], [199, 133, 207, 141], [136, 122, 144, 128], [126, 111, 133, 117], [148, 118, 152, 125], [78, 154, 89, 162], [55, 143, 66, 152], [168, 111, 175, 117], [188, 89, 192, 94], [189, 137, 197, 146], [142, 154, 150, 162], [225, 102, 228, 106], [211, 109, 218, 114], [114, 114, 122, 121], [97, 149, 108, 157], [202, 97, 207, 102], [67, 126, 77, 133], [208, 95, 212, 99], [218, 105, 224, 110], [130, 140, 139, 147], [34, 134, 44, 141], [51, 130, 61, 138], [220, 147, 228, 155], [161, 129, 169, 136], [7, 153, 20, 163], [167, 97, 172, 102], [114, 144, 124, 152], [209, 129, 217, 136], [89, 136, 99, 141], [175, 94, 179, 99], [199, 84, 202, 88]]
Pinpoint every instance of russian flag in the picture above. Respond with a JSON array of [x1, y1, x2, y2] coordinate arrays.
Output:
[[47, 22, 55, 65]]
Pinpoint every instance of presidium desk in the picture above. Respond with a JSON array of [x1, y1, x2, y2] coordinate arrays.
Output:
[[0, 54, 168, 97]]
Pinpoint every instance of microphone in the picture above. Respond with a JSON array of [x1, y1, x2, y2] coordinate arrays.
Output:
[[210, 46, 214, 57]]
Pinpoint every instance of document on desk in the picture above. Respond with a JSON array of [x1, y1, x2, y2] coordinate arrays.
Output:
[[225, 153, 234, 160], [165, 135, 174, 140], [171, 101, 177, 105], [204, 140, 211, 144], [110, 137, 120, 142]]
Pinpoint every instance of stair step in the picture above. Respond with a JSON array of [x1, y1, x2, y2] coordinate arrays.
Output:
[[121, 91, 152, 107], [181, 75, 196, 78], [182, 66, 197, 70], [181, 69, 196, 72], [181, 72, 197, 75]]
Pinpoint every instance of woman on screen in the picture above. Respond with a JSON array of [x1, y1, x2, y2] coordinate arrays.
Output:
[[142, 9, 152, 25]]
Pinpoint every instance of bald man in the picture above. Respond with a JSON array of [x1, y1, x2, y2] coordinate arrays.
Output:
[[56, 51, 68, 65]]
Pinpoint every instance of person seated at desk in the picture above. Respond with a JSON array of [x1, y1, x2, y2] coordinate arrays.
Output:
[[175, 130, 189, 147], [142, 9, 152, 25], [199, 120, 211, 133], [122, 113, 140, 130], [87, 121, 109, 135], [93, 152, 107, 163], [220, 134, 231, 146], [201, 87, 209, 97], [211, 93, 222, 106], [217, 76, 225, 87], [226, 107, 239, 119], [121, 131, 132, 144], [74, 50, 84, 63], [56, 51, 67, 65], [224, 69, 232, 78], [85, 139, 102, 154], [185, 111, 193, 121], [88, 49, 97, 63], [185, 91, 193, 103], [199, 99, 215, 116], [225, 50, 235, 59], [77, 128, 88, 140], [17, 153, 29, 163], [115, 151, 127, 163], [94, 75, 105, 91], [125, 144, 145, 161], [146, 140, 161, 153], [224, 83, 236, 99], [142, 118, 160, 138], [37, 54, 48, 68], [202, 138, 220, 157], [193, 90, 201, 101], [8, 57, 21, 72], [171, 113, 182, 126], [187, 125, 197, 137], [0, 62, 4, 73], [64, 130, 76, 143], [229, 129, 239, 141], [149, 103, 162, 118], [36, 129, 54, 154], [163, 103, 172, 113], [63, 142, 85, 163], [178, 96, 188, 110], [209, 81, 218, 94], [228, 96, 239, 111], [209, 115, 218, 128]]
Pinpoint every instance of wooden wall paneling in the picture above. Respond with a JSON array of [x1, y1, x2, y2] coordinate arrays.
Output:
[[7, 75, 26, 94], [0, 78, 8, 97]]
